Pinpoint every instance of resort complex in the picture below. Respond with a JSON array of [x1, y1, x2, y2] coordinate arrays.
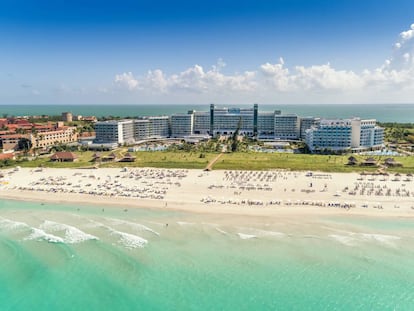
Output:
[[92, 104, 385, 152], [0, 118, 78, 152]]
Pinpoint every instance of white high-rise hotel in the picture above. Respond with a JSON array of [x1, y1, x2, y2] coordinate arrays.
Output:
[[305, 118, 384, 152], [94, 104, 384, 152]]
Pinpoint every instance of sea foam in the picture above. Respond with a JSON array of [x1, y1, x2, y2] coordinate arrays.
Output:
[[359, 233, 400, 247], [329, 232, 400, 247], [215, 227, 228, 235], [0, 217, 65, 243], [0, 217, 29, 231], [89, 220, 148, 249], [107, 218, 160, 236], [40, 220, 98, 244], [25, 228, 65, 243], [238, 227, 285, 238], [237, 233, 257, 240], [177, 221, 195, 226], [109, 228, 148, 249], [329, 234, 356, 246]]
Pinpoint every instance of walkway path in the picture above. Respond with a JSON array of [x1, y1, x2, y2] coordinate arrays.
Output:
[[205, 153, 224, 171]]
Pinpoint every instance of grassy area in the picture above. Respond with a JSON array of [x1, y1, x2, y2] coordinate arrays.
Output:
[[213, 152, 414, 173], [99, 151, 216, 169], [17, 150, 217, 170], [13, 150, 414, 173], [17, 151, 97, 168]]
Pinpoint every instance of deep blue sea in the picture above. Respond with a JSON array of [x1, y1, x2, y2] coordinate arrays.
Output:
[[0, 104, 413, 122], [1, 200, 414, 311]]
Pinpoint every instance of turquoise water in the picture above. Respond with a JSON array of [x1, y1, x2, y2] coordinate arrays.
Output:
[[1, 199, 414, 310], [0, 104, 413, 122]]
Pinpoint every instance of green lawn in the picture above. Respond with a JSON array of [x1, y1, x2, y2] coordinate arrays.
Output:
[[14, 150, 414, 173], [99, 151, 216, 169], [213, 153, 414, 173], [17, 150, 216, 170]]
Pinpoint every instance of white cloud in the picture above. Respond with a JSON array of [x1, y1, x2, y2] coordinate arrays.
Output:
[[399, 23, 414, 42], [114, 72, 139, 90], [293, 64, 363, 91], [115, 61, 257, 95], [113, 23, 414, 103]]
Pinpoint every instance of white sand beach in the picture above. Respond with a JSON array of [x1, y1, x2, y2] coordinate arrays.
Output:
[[1, 167, 413, 217]]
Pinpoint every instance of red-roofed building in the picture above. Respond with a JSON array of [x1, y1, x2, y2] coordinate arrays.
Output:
[[0, 153, 16, 160], [82, 116, 97, 122], [0, 118, 8, 127], [0, 134, 33, 151], [14, 119, 31, 125], [34, 126, 77, 148]]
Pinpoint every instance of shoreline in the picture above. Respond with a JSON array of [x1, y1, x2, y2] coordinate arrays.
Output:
[[1, 167, 414, 218]]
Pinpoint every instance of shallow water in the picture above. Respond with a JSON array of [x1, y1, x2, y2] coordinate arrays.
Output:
[[1, 199, 414, 310]]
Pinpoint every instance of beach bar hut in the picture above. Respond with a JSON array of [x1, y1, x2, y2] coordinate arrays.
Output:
[[347, 156, 358, 166], [50, 151, 78, 162], [102, 152, 117, 162], [119, 153, 136, 162], [361, 157, 377, 166], [383, 158, 402, 167], [91, 152, 101, 162]]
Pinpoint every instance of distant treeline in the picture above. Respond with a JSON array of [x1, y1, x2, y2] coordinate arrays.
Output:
[[378, 122, 414, 129], [27, 116, 62, 122]]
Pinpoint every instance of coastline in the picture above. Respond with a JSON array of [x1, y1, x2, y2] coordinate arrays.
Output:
[[1, 167, 413, 218]]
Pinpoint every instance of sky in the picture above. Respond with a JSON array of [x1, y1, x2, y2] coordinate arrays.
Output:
[[1, 0, 414, 105]]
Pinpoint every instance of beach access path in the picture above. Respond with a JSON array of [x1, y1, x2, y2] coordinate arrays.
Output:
[[205, 153, 223, 171]]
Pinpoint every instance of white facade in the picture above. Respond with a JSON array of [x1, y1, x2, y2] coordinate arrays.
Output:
[[93, 106, 384, 154], [148, 116, 169, 138], [193, 112, 210, 135], [274, 115, 300, 140], [300, 117, 320, 139], [212, 107, 255, 136], [170, 113, 194, 138], [305, 118, 384, 153], [94, 120, 134, 144], [134, 120, 150, 140], [257, 112, 276, 138]]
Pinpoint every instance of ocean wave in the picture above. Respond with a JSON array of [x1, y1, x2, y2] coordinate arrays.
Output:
[[329, 234, 356, 246], [40, 220, 98, 244], [0, 217, 66, 244], [106, 218, 160, 236], [0, 217, 29, 231], [215, 227, 228, 235], [237, 233, 257, 240], [25, 228, 65, 244], [109, 228, 148, 249], [177, 221, 195, 226], [238, 227, 285, 238], [359, 233, 400, 246], [329, 232, 400, 247], [86, 219, 148, 248]]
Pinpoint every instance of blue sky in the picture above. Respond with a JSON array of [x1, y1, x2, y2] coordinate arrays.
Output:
[[1, 0, 414, 105]]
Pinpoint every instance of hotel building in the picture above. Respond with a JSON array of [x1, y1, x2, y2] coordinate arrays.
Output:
[[305, 118, 384, 153], [93, 104, 384, 152], [34, 126, 78, 148], [147, 116, 170, 138], [299, 117, 320, 139], [94, 120, 134, 145], [170, 113, 194, 138]]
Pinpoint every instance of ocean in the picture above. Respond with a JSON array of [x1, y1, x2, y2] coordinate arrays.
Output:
[[0, 104, 413, 123], [1, 199, 414, 310]]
